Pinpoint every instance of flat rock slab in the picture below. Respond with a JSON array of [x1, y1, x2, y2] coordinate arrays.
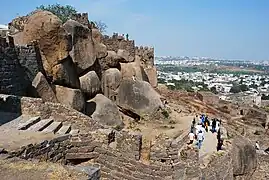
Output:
[[42, 121, 62, 134], [57, 125, 71, 135], [28, 119, 53, 132], [0, 127, 55, 152], [70, 129, 80, 135], [18, 117, 41, 130]]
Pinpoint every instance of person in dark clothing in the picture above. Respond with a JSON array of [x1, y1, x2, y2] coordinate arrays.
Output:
[[126, 33, 129, 40], [192, 118, 196, 126], [265, 147, 269, 154], [212, 119, 217, 133], [217, 139, 223, 151], [204, 116, 210, 132], [217, 129, 223, 151]]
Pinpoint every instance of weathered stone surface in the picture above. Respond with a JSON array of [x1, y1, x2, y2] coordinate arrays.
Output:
[[101, 68, 122, 101], [98, 51, 121, 71], [18, 10, 71, 67], [117, 49, 134, 62], [91, 28, 102, 43], [144, 66, 158, 88], [32, 72, 58, 103], [232, 137, 257, 178], [86, 94, 123, 128], [120, 62, 149, 82], [63, 20, 96, 74], [95, 43, 108, 59], [50, 56, 80, 89], [55, 85, 85, 111], [117, 79, 163, 116], [79, 71, 101, 97]]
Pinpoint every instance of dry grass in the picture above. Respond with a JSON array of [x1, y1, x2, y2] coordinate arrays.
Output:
[[0, 158, 87, 180]]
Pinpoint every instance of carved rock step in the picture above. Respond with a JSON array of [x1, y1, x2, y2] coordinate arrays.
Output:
[[70, 129, 80, 135], [42, 121, 63, 133], [17, 117, 41, 130], [56, 125, 71, 135], [27, 119, 54, 132]]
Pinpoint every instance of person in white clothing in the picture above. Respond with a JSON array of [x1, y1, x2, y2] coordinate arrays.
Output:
[[187, 131, 195, 145], [255, 141, 260, 150], [197, 130, 204, 149]]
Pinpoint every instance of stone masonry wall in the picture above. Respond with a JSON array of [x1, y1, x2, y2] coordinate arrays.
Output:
[[16, 44, 45, 82], [102, 36, 135, 58], [8, 134, 71, 163], [0, 37, 28, 96], [150, 131, 189, 165], [0, 94, 102, 133]]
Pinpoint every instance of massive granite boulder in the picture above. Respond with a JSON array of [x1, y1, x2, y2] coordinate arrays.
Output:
[[98, 51, 121, 71], [232, 137, 257, 179], [86, 94, 123, 128], [101, 68, 122, 101], [63, 20, 96, 74], [117, 79, 163, 116], [50, 56, 80, 89], [144, 67, 158, 88], [79, 71, 101, 98], [117, 49, 134, 63], [120, 62, 149, 82], [54, 85, 85, 111], [32, 72, 58, 103], [63, 20, 107, 74], [16, 10, 72, 67]]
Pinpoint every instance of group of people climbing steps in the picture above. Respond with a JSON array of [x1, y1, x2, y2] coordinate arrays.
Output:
[[188, 114, 224, 151]]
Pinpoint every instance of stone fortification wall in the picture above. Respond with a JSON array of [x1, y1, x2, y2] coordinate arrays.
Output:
[[0, 37, 28, 96], [16, 44, 45, 82], [102, 35, 135, 58], [71, 13, 90, 27], [150, 131, 189, 164], [135, 46, 154, 68], [0, 37, 46, 96]]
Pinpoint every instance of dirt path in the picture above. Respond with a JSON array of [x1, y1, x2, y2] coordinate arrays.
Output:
[[199, 130, 218, 158]]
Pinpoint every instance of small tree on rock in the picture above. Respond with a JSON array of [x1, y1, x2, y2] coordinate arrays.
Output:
[[36, 3, 77, 23], [94, 20, 107, 34]]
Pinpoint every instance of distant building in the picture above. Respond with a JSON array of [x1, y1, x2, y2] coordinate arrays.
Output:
[[197, 91, 219, 105], [0, 24, 8, 37]]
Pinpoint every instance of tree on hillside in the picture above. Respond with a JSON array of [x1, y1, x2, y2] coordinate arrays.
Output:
[[94, 20, 107, 34], [36, 3, 77, 23], [230, 84, 241, 93], [210, 86, 218, 94]]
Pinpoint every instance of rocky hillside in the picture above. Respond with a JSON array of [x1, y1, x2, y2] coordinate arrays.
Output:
[[1, 10, 161, 130]]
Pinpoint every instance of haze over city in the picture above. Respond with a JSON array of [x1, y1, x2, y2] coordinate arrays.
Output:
[[1, 0, 269, 60]]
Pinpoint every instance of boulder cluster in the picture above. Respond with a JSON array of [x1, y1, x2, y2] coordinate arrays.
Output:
[[9, 10, 162, 129]]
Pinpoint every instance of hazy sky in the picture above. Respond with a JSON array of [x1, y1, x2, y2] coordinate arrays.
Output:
[[1, 0, 269, 60]]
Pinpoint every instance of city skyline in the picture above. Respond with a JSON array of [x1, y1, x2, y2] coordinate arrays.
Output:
[[0, 0, 268, 60]]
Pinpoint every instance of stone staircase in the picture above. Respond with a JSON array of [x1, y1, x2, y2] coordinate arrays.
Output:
[[17, 117, 79, 135]]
